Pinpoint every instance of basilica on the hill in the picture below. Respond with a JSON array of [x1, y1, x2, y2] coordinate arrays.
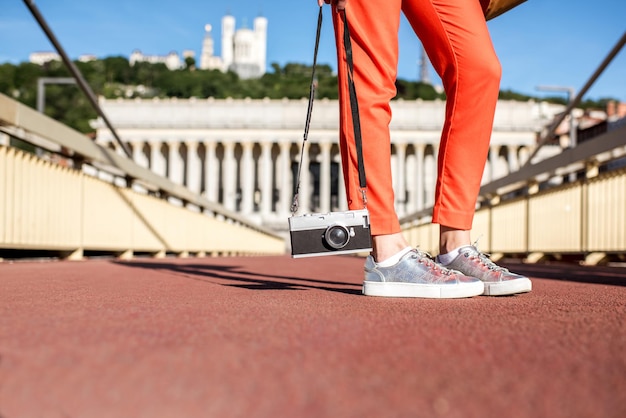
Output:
[[199, 15, 267, 79], [128, 14, 268, 80]]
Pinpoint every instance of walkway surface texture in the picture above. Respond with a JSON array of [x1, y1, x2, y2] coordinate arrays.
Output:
[[1, 254, 625, 418]]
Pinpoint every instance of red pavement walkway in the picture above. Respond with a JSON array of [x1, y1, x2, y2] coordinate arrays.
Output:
[[1, 255, 625, 418]]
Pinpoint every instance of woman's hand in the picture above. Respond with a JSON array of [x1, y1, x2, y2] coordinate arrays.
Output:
[[317, 0, 346, 10]]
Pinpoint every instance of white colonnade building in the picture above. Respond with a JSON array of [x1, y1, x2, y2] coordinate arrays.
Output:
[[92, 97, 565, 232]]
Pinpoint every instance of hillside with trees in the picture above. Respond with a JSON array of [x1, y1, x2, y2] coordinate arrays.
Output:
[[0, 57, 614, 134]]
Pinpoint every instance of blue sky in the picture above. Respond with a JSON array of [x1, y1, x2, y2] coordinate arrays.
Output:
[[2, 0, 625, 102]]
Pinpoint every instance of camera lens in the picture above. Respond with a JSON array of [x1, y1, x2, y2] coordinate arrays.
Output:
[[324, 224, 350, 249]]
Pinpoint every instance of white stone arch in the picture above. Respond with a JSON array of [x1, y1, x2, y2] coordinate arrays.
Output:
[[330, 143, 343, 212], [405, 143, 417, 213], [494, 145, 510, 180], [308, 143, 322, 212], [423, 144, 437, 208]]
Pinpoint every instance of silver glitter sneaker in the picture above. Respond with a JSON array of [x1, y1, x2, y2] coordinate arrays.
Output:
[[363, 249, 484, 298], [439, 245, 532, 296]]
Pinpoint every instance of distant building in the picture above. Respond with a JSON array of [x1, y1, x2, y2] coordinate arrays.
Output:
[[78, 54, 97, 63], [27, 13, 268, 77], [607, 100, 626, 122], [29, 51, 60, 65], [127, 13, 267, 77], [93, 98, 566, 229], [200, 14, 267, 79], [129, 50, 183, 70], [550, 101, 626, 148]]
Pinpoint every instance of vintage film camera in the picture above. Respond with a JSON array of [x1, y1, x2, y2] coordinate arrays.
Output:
[[289, 9, 372, 258], [289, 209, 372, 258]]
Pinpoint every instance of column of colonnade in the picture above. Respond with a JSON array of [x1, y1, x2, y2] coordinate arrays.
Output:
[[123, 140, 528, 227]]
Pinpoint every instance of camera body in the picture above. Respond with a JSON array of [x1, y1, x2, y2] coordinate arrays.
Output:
[[289, 209, 372, 258]]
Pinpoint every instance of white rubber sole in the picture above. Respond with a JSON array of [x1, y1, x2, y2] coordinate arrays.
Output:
[[362, 280, 484, 299], [483, 278, 532, 296]]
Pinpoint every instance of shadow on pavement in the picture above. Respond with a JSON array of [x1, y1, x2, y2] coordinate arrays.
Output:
[[113, 257, 626, 293], [501, 260, 626, 287], [111, 259, 363, 296]]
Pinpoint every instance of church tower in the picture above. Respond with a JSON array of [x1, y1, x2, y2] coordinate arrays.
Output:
[[199, 24, 223, 71], [221, 14, 236, 72], [200, 13, 267, 79], [253, 16, 268, 78]]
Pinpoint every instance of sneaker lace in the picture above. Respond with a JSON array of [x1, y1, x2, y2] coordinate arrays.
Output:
[[411, 249, 456, 276], [469, 239, 509, 272]]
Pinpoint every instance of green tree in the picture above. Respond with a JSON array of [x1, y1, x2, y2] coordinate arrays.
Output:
[[499, 89, 535, 101], [0, 63, 16, 96], [12, 63, 44, 107], [3, 56, 617, 137], [396, 79, 443, 100], [103, 56, 132, 84], [184, 56, 196, 70]]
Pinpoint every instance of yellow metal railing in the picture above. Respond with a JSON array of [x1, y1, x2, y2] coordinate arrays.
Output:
[[586, 171, 626, 252], [0, 94, 284, 259], [401, 165, 626, 265], [0, 145, 285, 259]]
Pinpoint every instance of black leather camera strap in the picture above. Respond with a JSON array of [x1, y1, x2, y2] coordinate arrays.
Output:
[[291, 6, 367, 215], [341, 9, 368, 198]]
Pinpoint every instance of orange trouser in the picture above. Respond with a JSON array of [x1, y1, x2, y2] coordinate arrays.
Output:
[[332, 0, 501, 235]]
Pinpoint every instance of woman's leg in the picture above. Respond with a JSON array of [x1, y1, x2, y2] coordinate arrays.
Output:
[[332, 1, 408, 262], [331, 1, 403, 235], [400, 1, 530, 296], [402, 0, 502, 250]]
